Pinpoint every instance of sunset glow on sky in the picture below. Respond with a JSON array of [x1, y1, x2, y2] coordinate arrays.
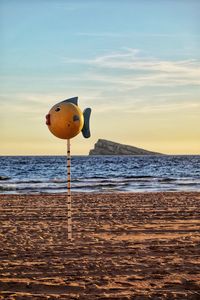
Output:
[[1, 0, 200, 155]]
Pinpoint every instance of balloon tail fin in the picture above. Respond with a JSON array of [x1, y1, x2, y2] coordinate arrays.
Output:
[[82, 108, 91, 138]]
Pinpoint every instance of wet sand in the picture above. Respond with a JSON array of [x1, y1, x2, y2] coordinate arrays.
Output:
[[0, 192, 200, 299]]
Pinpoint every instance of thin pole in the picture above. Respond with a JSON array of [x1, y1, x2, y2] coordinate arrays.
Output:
[[67, 139, 72, 241]]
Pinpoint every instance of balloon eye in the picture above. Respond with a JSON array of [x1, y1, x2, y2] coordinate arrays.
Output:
[[73, 115, 79, 121], [55, 107, 60, 112]]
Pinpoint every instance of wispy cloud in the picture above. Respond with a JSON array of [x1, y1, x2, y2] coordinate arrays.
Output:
[[76, 32, 200, 38], [2, 49, 199, 117], [1, 92, 199, 121], [63, 48, 200, 89], [124, 101, 200, 114]]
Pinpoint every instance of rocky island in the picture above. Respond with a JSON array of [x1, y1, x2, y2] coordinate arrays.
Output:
[[89, 139, 162, 155]]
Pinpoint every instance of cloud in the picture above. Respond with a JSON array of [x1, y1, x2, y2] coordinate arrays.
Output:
[[76, 32, 127, 38], [1, 49, 199, 117], [125, 101, 200, 114], [0, 91, 102, 116], [76, 32, 200, 38], [63, 48, 200, 89]]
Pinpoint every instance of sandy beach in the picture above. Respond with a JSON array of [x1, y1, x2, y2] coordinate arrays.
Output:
[[0, 192, 200, 299]]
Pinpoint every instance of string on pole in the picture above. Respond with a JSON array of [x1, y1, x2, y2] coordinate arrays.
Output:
[[67, 139, 72, 241]]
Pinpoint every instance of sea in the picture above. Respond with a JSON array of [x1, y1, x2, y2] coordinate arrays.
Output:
[[0, 155, 199, 194]]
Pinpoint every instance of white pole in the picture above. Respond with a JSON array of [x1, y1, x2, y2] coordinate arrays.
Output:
[[67, 139, 72, 241]]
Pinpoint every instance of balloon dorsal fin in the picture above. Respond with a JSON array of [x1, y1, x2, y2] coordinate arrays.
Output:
[[62, 97, 78, 106]]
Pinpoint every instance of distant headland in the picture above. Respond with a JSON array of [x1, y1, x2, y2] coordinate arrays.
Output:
[[89, 139, 163, 155]]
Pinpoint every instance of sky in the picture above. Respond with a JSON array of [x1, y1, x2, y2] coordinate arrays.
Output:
[[0, 0, 200, 155]]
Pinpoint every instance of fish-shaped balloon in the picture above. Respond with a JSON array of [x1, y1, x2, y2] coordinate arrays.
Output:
[[46, 97, 91, 139]]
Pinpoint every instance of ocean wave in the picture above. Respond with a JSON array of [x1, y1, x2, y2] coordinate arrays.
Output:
[[1, 176, 200, 193], [175, 181, 200, 186], [0, 155, 200, 193], [0, 176, 10, 181], [158, 178, 176, 182], [13, 180, 46, 184], [0, 185, 16, 191], [124, 175, 155, 179]]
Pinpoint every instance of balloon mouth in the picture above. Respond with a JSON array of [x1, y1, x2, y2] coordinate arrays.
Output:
[[46, 114, 51, 125]]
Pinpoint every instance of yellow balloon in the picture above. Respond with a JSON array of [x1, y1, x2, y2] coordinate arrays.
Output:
[[46, 101, 84, 139]]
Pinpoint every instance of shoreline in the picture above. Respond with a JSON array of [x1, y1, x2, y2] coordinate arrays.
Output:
[[0, 192, 200, 299], [1, 190, 200, 196]]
